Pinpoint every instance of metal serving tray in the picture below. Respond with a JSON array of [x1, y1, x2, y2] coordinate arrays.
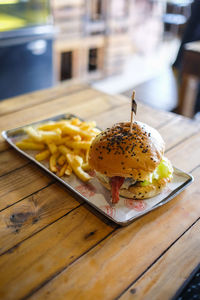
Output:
[[2, 114, 194, 226]]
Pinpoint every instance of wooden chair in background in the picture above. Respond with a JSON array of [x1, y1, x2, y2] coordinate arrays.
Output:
[[178, 41, 200, 118]]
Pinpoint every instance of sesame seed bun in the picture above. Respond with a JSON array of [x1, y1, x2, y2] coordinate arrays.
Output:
[[88, 121, 165, 181]]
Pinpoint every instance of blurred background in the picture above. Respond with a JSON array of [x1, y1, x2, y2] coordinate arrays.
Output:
[[0, 0, 199, 117]]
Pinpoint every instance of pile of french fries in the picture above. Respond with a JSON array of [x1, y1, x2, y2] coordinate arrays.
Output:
[[16, 117, 101, 182]]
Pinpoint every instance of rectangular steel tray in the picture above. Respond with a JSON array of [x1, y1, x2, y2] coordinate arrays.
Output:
[[2, 114, 194, 226]]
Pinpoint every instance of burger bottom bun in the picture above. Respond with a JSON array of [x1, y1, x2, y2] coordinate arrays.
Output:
[[97, 177, 169, 200]]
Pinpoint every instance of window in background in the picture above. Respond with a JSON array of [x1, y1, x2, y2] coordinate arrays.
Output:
[[88, 48, 98, 72], [61, 51, 72, 80], [86, 0, 105, 35], [90, 0, 103, 21]]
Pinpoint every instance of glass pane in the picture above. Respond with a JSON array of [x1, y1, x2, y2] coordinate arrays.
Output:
[[0, 0, 51, 31]]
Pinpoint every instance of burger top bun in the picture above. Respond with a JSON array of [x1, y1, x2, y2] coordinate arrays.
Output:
[[88, 121, 165, 181]]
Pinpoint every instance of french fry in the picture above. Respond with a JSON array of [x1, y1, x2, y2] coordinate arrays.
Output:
[[16, 141, 45, 151], [65, 140, 91, 150], [73, 135, 82, 141], [79, 121, 96, 130], [82, 162, 91, 172], [25, 127, 61, 142], [20, 138, 34, 143], [74, 155, 83, 167], [65, 164, 72, 176], [66, 153, 91, 182], [85, 149, 89, 162], [49, 152, 59, 173], [58, 145, 72, 156], [66, 153, 83, 167], [17, 117, 99, 183], [74, 166, 91, 182], [70, 118, 82, 126], [47, 142, 57, 154], [58, 163, 68, 177], [38, 121, 66, 131], [55, 136, 71, 145], [62, 123, 95, 139], [35, 149, 50, 161], [57, 154, 66, 166], [40, 129, 62, 142], [24, 127, 42, 141], [73, 149, 85, 161]]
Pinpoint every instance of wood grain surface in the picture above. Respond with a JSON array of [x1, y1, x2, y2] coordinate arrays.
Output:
[[0, 164, 53, 211], [0, 83, 199, 300], [0, 81, 88, 117], [0, 88, 125, 151], [27, 143, 200, 300], [120, 218, 200, 300], [0, 182, 81, 254], [0, 149, 29, 176]]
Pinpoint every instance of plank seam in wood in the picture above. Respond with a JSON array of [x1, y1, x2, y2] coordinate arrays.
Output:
[[0, 85, 87, 117], [0, 122, 198, 219], [0, 106, 171, 154], [0, 110, 198, 287], [155, 116, 176, 129], [0, 161, 30, 179], [25, 219, 200, 300], [22, 228, 116, 300], [91, 104, 175, 130], [165, 131, 200, 154], [0, 152, 198, 298], [0, 147, 11, 154], [0, 180, 55, 213], [1, 122, 197, 181], [0, 91, 127, 152], [0, 125, 199, 253], [0, 97, 125, 152], [116, 217, 200, 300], [0, 202, 83, 258], [189, 164, 200, 173], [0, 89, 104, 130], [0, 106, 177, 175], [171, 262, 200, 300], [23, 166, 199, 299]]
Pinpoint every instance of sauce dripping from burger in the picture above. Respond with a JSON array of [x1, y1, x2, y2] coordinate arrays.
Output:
[[110, 176, 125, 204]]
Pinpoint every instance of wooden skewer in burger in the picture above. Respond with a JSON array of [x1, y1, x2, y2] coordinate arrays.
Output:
[[130, 91, 137, 133], [88, 91, 173, 204]]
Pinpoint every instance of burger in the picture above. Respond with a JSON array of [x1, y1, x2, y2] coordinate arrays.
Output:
[[88, 121, 173, 204]]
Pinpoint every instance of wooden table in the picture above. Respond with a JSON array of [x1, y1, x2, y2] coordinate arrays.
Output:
[[0, 82, 200, 300]]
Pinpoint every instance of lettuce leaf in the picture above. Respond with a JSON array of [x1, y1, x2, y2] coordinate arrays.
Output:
[[140, 157, 173, 187]]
